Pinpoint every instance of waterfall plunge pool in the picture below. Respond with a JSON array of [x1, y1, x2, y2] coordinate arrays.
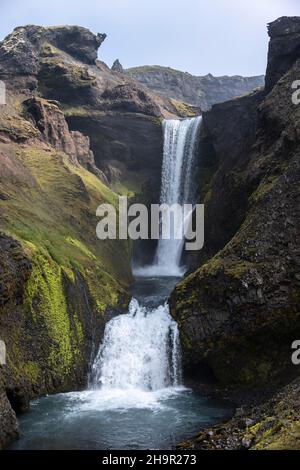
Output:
[[11, 276, 233, 450]]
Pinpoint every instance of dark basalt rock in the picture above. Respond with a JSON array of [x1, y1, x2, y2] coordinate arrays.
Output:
[[0, 25, 106, 79], [178, 376, 300, 450], [44, 27, 106, 64], [265, 16, 300, 92], [171, 17, 300, 393], [0, 375, 19, 450]]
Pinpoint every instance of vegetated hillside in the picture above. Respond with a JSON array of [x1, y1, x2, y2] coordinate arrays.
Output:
[[171, 16, 300, 449], [0, 24, 185, 448], [127, 64, 264, 111]]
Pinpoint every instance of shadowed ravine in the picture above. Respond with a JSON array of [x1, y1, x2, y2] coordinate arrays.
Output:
[[10, 118, 233, 450], [11, 277, 233, 450]]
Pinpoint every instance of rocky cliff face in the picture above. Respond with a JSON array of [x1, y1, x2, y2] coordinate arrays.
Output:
[[0, 24, 170, 448], [127, 65, 264, 111], [0, 25, 186, 202], [0, 85, 132, 447], [170, 16, 300, 398]]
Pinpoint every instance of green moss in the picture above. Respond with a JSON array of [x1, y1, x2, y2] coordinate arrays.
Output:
[[152, 116, 164, 126], [128, 65, 185, 75], [65, 236, 97, 260], [170, 98, 197, 117], [25, 252, 75, 374], [0, 112, 39, 141], [1, 129, 132, 391], [112, 173, 143, 198], [62, 106, 102, 117], [225, 260, 256, 279], [41, 42, 61, 58], [250, 175, 279, 203], [61, 266, 75, 283], [23, 362, 40, 384], [73, 314, 84, 345]]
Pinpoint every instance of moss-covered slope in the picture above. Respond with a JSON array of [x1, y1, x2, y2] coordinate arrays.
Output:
[[0, 89, 131, 448]]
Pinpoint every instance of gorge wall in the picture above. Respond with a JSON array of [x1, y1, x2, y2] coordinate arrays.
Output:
[[0, 24, 186, 448], [170, 17, 300, 395]]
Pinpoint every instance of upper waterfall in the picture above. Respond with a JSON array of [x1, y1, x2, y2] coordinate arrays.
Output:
[[135, 116, 202, 277]]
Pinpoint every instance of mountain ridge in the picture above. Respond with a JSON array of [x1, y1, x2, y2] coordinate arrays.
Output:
[[126, 64, 265, 110]]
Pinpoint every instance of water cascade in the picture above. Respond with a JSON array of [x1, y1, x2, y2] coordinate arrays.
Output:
[[135, 116, 202, 277], [91, 298, 181, 391], [91, 117, 202, 400]]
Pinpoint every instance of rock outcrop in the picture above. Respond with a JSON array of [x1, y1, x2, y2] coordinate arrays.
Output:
[[23, 97, 107, 181], [0, 25, 106, 77], [0, 24, 185, 199], [171, 16, 300, 396], [111, 59, 124, 73], [0, 88, 131, 445], [0, 374, 18, 450], [178, 376, 300, 450], [127, 65, 265, 111], [265, 16, 300, 92]]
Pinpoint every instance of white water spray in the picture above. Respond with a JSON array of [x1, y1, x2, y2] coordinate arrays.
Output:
[[91, 298, 181, 392]]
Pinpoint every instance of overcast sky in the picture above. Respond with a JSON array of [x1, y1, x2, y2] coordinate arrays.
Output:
[[1, 0, 300, 76]]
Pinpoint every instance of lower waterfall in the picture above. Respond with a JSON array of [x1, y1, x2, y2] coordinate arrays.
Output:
[[91, 298, 181, 391]]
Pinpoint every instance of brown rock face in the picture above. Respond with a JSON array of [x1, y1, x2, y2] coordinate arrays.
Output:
[[0, 24, 181, 199], [171, 17, 300, 390], [23, 97, 107, 182]]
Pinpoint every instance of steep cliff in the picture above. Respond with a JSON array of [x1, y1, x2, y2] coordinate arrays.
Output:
[[0, 86, 134, 447], [0, 25, 188, 204], [127, 65, 264, 111], [0, 24, 176, 448], [171, 16, 300, 395]]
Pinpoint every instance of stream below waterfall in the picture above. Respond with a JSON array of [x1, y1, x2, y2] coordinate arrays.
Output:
[[11, 276, 233, 450]]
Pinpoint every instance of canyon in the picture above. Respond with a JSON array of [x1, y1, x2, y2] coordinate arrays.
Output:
[[0, 15, 299, 451]]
